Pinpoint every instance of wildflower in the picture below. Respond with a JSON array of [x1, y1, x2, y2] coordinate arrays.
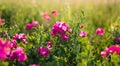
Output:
[[42, 12, 51, 21], [38, 46, 50, 57], [51, 10, 58, 16], [51, 21, 70, 36], [79, 31, 86, 38], [101, 45, 120, 58], [46, 42, 52, 48], [32, 21, 39, 26], [96, 28, 105, 36], [0, 39, 11, 61], [10, 47, 27, 62], [101, 51, 107, 58], [11, 33, 27, 48], [61, 34, 69, 40], [26, 24, 34, 30]]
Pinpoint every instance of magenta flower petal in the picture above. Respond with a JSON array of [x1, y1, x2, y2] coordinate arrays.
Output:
[[79, 31, 86, 38], [96, 28, 105, 36]]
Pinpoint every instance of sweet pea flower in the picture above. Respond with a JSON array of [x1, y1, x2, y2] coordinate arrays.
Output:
[[96, 28, 105, 36], [79, 31, 86, 38], [51, 10, 58, 16]]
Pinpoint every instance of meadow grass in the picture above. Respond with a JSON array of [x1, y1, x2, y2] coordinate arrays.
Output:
[[0, 0, 120, 66]]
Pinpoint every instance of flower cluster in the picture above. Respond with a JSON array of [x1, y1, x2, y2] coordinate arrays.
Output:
[[38, 42, 52, 57], [26, 21, 39, 30], [0, 39, 11, 61], [101, 45, 120, 58], [51, 21, 71, 40], [11, 33, 27, 48], [10, 47, 27, 62], [96, 28, 105, 36]]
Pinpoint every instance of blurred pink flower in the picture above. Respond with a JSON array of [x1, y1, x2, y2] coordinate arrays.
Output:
[[0, 18, 2, 25], [96, 28, 105, 36], [17, 53, 27, 62], [10, 47, 27, 62], [51, 10, 58, 16], [61, 34, 69, 40], [79, 31, 86, 38], [32, 21, 39, 26], [26, 24, 34, 30], [101, 51, 107, 58], [11, 33, 27, 48], [42, 12, 51, 21], [101, 45, 120, 58], [0, 39, 11, 61], [46, 42, 52, 48], [38, 46, 50, 57], [29, 64, 40, 66]]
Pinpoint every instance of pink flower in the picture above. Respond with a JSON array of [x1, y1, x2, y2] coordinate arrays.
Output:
[[29, 64, 40, 66], [101, 51, 107, 58], [0, 39, 11, 61], [46, 42, 52, 48], [0, 18, 2, 25], [96, 28, 105, 36], [51, 10, 58, 16], [38, 46, 50, 57], [17, 53, 27, 62], [101, 45, 120, 58], [32, 21, 39, 26], [114, 37, 120, 44], [61, 34, 69, 40], [42, 12, 51, 21], [26, 24, 34, 30], [79, 31, 86, 38], [10, 47, 27, 62], [51, 21, 70, 36], [11, 39, 17, 48], [11, 33, 27, 48]]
